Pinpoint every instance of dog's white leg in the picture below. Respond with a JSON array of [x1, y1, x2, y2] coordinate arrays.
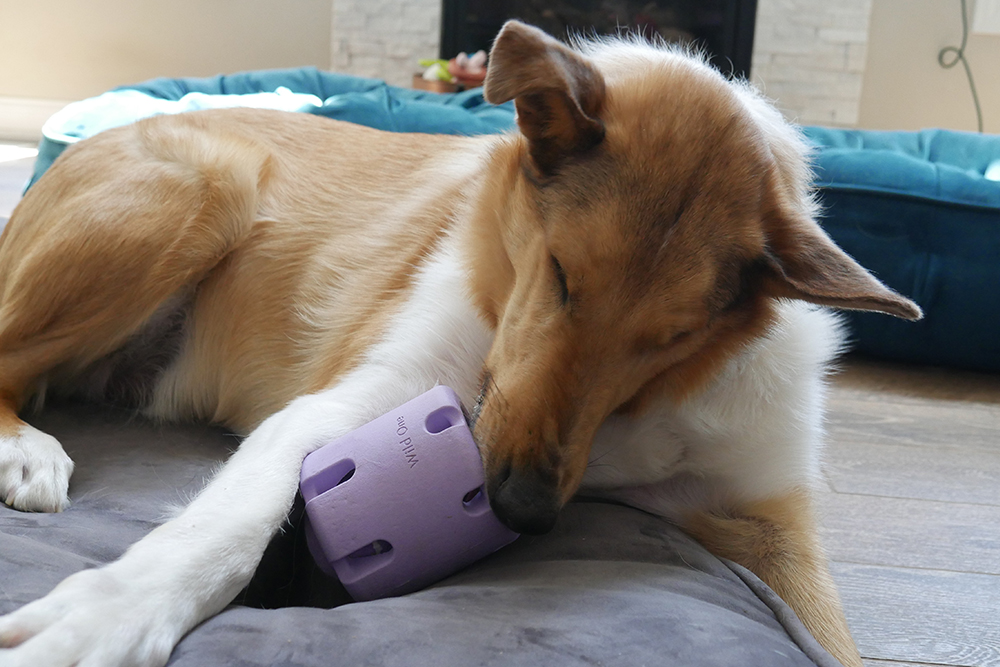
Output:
[[0, 375, 417, 667], [0, 424, 74, 513], [0, 239, 490, 667]]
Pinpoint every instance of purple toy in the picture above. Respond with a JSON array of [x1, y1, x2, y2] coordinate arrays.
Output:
[[299, 385, 519, 601]]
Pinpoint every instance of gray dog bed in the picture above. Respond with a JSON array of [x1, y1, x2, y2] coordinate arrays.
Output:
[[0, 400, 841, 666]]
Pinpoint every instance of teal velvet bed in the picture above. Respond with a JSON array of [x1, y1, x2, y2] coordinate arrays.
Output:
[[804, 127, 1000, 372]]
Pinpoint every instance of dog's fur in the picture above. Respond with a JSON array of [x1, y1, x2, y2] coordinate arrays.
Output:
[[0, 22, 918, 667]]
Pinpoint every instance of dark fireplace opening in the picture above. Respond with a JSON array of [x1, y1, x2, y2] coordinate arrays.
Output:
[[440, 0, 758, 80]]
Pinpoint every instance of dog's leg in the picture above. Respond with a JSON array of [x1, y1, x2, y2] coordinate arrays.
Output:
[[0, 234, 488, 666], [0, 121, 267, 512], [0, 371, 414, 667], [682, 489, 862, 667], [0, 403, 74, 513]]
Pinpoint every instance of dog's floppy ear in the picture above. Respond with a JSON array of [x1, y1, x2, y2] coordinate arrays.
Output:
[[484, 21, 606, 173], [762, 211, 923, 320]]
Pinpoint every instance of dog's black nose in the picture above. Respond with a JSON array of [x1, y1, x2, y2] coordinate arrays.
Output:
[[488, 464, 561, 535]]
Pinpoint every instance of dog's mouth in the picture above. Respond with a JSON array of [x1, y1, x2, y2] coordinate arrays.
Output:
[[466, 369, 493, 432], [471, 365, 590, 535]]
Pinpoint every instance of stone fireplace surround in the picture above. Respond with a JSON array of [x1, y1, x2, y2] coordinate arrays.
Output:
[[330, 0, 872, 127]]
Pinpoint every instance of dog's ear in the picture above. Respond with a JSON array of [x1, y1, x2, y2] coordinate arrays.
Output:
[[484, 21, 606, 173], [762, 210, 922, 320]]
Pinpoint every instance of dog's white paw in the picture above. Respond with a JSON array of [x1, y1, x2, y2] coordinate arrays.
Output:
[[0, 424, 74, 512], [0, 566, 179, 667]]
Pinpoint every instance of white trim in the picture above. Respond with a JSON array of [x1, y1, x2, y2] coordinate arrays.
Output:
[[0, 97, 72, 142]]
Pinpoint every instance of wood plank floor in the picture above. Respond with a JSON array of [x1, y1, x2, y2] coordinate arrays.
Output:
[[2, 150, 998, 667], [822, 360, 1000, 667]]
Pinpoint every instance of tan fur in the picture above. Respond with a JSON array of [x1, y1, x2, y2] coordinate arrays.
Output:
[[0, 111, 483, 434], [0, 121, 265, 416], [0, 20, 921, 666], [683, 491, 863, 667], [0, 393, 22, 438]]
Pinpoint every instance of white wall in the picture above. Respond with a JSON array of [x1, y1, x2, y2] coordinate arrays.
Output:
[[0, 0, 333, 100], [331, 0, 441, 87], [752, 0, 1000, 132], [751, 0, 873, 127], [858, 0, 1000, 133], [0, 0, 332, 139]]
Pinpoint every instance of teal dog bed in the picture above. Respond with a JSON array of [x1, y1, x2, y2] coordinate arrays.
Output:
[[25, 69, 1000, 372], [805, 127, 1000, 372]]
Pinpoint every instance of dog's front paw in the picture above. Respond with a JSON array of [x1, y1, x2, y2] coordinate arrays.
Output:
[[0, 566, 179, 667], [0, 424, 73, 512]]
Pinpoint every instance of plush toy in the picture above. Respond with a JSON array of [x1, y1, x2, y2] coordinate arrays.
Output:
[[300, 386, 518, 601]]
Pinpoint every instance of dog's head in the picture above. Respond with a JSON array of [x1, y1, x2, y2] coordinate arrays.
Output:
[[468, 21, 921, 534]]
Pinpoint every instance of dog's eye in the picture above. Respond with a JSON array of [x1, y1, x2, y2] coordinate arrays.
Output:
[[550, 254, 570, 306], [670, 330, 692, 346], [635, 329, 693, 356]]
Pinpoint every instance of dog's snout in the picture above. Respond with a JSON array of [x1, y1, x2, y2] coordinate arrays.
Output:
[[487, 463, 561, 535]]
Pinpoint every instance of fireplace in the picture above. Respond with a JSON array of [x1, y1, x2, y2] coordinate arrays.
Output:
[[440, 0, 758, 80]]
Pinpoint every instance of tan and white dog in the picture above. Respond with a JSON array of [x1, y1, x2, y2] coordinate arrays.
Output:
[[0, 21, 918, 667]]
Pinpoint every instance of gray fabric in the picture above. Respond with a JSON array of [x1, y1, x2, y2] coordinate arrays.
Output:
[[1, 401, 841, 667]]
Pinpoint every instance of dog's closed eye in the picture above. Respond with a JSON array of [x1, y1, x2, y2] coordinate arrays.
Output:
[[550, 254, 570, 306], [635, 329, 693, 356]]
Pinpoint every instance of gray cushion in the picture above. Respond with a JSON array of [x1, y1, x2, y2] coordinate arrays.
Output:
[[1, 401, 840, 666]]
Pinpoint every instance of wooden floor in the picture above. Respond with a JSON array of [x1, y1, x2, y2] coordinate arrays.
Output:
[[821, 360, 1000, 667], [2, 149, 998, 667]]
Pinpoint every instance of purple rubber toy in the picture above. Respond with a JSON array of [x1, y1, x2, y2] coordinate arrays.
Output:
[[299, 385, 519, 601]]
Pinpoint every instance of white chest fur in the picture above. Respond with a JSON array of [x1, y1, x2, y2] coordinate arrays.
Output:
[[581, 302, 845, 514]]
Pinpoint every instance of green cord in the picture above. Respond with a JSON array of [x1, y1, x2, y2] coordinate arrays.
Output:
[[938, 0, 984, 133]]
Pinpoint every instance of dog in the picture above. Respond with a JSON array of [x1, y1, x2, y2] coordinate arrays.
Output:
[[0, 21, 919, 667]]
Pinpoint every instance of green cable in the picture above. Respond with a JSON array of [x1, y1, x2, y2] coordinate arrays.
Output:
[[938, 0, 984, 133]]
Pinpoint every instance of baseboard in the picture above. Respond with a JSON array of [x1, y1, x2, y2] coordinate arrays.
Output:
[[0, 97, 72, 143]]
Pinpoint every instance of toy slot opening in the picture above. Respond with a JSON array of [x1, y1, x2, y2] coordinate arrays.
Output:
[[425, 405, 464, 434], [346, 539, 394, 559], [303, 457, 356, 500], [336, 466, 355, 486], [462, 485, 489, 515], [332, 537, 397, 586], [323, 458, 357, 490]]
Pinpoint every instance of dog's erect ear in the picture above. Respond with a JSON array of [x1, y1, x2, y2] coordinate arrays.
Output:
[[484, 21, 606, 173], [762, 212, 923, 320]]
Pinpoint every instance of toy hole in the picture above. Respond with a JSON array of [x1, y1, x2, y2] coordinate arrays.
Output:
[[337, 467, 355, 486], [462, 485, 489, 516], [347, 539, 393, 559], [303, 457, 356, 499], [425, 405, 463, 434]]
